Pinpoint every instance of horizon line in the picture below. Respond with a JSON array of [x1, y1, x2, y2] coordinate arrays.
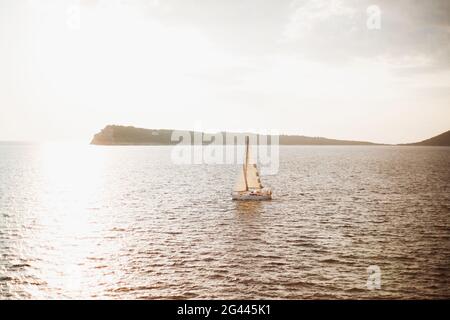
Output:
[[3, 127, 448, 146]]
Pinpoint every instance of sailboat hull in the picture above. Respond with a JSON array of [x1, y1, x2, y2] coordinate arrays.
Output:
[[232, 190, 272, 201]]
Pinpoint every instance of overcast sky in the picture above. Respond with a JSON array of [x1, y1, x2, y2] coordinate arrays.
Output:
[[0, 0, 449, 143]]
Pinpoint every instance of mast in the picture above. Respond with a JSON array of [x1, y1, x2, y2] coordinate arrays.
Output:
[[243, 136, 249, 191]]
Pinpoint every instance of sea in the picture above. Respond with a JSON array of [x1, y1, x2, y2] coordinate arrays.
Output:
[[0, 143, 449, 299]]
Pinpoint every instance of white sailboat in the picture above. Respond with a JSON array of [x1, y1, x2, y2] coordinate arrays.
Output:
[[232, 136, 272, 201]]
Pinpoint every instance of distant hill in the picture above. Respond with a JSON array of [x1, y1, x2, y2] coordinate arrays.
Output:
[[402, 130, 450, 146], [90, 125, 379, 145]]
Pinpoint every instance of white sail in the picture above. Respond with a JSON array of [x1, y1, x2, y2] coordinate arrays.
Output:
[[246, 163, 263, 189], [231, 136, 272, 200], [233, 165, 247, 192], [245, 142, 263, 189], [233, 138, 263, 192]]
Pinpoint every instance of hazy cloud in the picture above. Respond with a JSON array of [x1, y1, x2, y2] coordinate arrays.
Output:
[[281, 0, 450, 71], [0, 0, 448, 142]]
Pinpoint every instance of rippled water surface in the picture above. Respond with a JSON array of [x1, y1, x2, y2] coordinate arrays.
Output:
[[0, 144, 449, 299]]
